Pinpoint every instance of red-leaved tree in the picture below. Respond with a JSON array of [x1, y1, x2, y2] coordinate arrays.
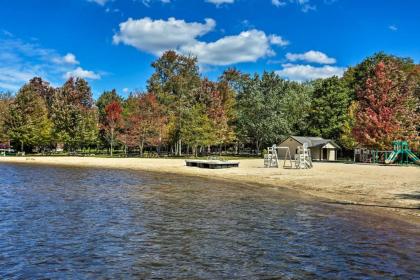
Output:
[[104, 101, 122, 156], [122, 92, 167, 156], [353, 61, 418, 149]]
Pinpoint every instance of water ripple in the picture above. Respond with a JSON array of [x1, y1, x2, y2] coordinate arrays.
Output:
[[0, 163, 419, 279]]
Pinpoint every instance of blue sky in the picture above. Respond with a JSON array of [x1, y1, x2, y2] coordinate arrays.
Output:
[[0, 0, 419, 98]]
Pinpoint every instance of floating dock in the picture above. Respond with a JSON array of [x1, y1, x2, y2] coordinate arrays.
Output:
[[185, 160, 239, 169]]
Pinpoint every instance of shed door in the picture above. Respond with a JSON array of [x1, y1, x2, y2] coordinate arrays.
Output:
[[322, 149, 328, 160]]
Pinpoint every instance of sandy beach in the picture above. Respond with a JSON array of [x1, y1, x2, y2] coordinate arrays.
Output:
[[1, 156, 419, 222]]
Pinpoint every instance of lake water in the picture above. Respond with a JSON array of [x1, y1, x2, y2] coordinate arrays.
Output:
[[0, 163, 419, 279]]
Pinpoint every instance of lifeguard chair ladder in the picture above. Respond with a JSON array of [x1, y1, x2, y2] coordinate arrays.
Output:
[[264, 145, 279, 168]]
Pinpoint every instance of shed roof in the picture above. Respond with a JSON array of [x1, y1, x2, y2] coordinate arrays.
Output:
[[284, 136, 341, 149]]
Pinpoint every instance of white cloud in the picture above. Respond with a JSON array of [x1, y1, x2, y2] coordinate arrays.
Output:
[[0, 67, 36, 91], [123, 88, 129, 93], [87, 0, 109, 6], [53, 53, 80, 65], [286, 50, 336, 64], [269, 35, 289, 46], [113, 17, 216, 55], [389, 25, 398, 31], [142, 0, 171, 7], [276, 63, 345, 81], [272, 0, 286, 7], [205, 0, 235, 6], [0, 37, 101, 91], [64, 67, 101, 80], [272, 0, 316, 12], [113, 17, 288, 66], [181, 30, 276, 65], [63, 53, 79, 64]]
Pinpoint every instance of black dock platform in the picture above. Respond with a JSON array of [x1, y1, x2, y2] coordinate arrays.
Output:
[[185, 160, 239, 169]]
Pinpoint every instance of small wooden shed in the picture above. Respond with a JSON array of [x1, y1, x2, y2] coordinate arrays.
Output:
[[278, 136, 340, 161]]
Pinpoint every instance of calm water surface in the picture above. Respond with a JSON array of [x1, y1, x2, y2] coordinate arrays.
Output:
[[0, 163, 419, 279]]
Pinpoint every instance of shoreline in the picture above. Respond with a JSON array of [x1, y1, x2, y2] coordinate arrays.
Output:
[[1, 156, 420, 225]]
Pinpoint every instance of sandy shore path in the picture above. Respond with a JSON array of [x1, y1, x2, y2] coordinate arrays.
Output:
[[1, 156, 419, 222]]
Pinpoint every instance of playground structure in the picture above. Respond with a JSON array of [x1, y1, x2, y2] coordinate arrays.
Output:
[[354, 141, 420, 165], [385, 141, 420, 165], [354, 148, 392, 164], [264, 144, 311, 169]]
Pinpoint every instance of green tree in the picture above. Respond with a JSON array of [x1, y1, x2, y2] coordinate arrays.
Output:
[[340, 101, 358, 149], [181, 104, 215, 156], [278, 81, 312, 137], [148, 51, 201, 155], [51, 77, 98, 150], [308, 77, 351, 140], [25, 77, 56, 113], [5, 83, 52, 151], [237, 72, 291, 153], [0, 92, 13, 143]]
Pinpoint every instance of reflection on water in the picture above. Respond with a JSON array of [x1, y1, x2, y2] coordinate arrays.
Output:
[[0, 163, 419, 279]]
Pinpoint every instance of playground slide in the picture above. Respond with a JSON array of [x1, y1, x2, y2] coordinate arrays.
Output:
[[385, 151, 399, 164], [407, 151, 420, 165]]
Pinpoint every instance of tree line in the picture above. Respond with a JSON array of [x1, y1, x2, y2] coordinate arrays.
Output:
[[0, 51, 419, 156]]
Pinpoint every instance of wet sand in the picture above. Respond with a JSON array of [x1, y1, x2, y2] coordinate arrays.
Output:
[[1, 156, 419, 223]]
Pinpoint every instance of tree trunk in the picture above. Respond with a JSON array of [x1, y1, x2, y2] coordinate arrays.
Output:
[[110, 128, 114, 157], [139, 139, 144, 157], [177, 139, 182, 156], [256, 140, 260, 155]]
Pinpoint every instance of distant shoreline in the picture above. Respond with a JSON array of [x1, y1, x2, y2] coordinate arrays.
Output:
[[1, 156, 420, 225]]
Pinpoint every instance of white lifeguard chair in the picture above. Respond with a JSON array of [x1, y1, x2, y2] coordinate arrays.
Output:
[[264, 145, 279, 168], [295, 143, 313, 169]]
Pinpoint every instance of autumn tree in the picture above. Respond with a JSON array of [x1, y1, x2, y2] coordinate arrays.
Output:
[[103, 101, 122, 156], [343, 52, 416, 100], [341, 53, 419, 150], [96, 89, 123, 123], [123, 92, 167, 156], [353, 61, 418, 149], [0, 92, 13, 144], [25, 77, 56, 113], [200, 79, 236, 153], [413, 65, 420, 138], [96, 89, 123, 148], [51, 77, 98, 150], [148, 51, 201, 155]]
